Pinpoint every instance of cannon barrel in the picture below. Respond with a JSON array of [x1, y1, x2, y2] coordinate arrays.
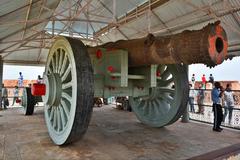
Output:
[[88, 21, 228, 67]]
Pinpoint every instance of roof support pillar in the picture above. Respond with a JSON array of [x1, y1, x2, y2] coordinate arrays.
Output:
[[181, 65, 190, 123], [0, 56, 3, 108]]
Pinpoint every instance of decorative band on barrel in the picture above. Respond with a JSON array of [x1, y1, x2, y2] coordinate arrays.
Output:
[[208, 23, 228, 65]]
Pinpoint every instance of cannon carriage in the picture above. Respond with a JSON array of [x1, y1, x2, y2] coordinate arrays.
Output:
[[24, 22, 228, 145]]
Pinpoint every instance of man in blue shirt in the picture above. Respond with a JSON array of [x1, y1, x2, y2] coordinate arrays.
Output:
[[211, 82, 224, 132]]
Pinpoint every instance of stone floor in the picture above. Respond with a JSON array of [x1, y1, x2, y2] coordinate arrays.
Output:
[[0, 105, 239, 160]]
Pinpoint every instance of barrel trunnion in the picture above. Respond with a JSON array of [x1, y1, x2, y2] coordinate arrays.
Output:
[[42, 21, 229, 145]]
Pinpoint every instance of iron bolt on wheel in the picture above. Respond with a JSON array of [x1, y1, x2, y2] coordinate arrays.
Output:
[[43, 36, 94, 145], [129, 64, 188, 127]]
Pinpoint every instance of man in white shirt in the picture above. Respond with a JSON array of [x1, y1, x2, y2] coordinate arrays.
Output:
[[18, 72, 23, 87], [223, 84, 234, 125], [189, 83, 195, 113]]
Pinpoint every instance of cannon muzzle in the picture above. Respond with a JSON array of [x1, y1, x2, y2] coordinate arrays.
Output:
[[88, 21, 228, 67]]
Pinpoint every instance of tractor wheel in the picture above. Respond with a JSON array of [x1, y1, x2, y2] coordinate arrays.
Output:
[[22, 87, 35, 115]]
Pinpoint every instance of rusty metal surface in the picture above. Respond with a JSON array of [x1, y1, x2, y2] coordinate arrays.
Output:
[[88, 21, 228, 67]]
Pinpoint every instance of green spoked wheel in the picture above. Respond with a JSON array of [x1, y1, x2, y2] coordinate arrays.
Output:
[[129, 64, 188, 127], [43, 37, 94, 145]]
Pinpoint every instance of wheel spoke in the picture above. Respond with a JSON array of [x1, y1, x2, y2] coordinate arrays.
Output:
[[51, 54, 56, 72], [57, 107, 61, 131], [59, 106, 67, 127], [60, 54, 68, 76], [62, 81, 72, 90], [49, 108, 54, 121], [62, 92, 72, 103], [157, 77, 174, 87], [142, 101, 149, 116], [148, 101, 156, 117], [152, 100, 160, 115], [161, 94, 174, 104], [61, 65, 71, 82], [157, 87, 175, 94], [47, 66, 53, 74], [161, 68, 171, 80], [154, 99, 164, 114], [53, 108, 57, 129], [56, 51, 59, 73], [157, 100, 168, 114], [60, 100, 70, 118], [58, 49, 64, 73]]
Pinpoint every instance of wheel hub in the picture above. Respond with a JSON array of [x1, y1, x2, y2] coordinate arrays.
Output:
[[43, 73, 62, 107]]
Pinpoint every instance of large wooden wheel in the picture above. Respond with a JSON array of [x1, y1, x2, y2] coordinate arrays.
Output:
[[43, 37, 94, 145], [129, 64, 188, 127]]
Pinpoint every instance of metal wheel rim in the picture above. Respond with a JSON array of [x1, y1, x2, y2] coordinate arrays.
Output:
[[43, 37, 77, 145], [130, 64, 188, 127]]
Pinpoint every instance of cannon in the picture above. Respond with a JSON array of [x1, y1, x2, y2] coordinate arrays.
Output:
[[31, 21, 228, 145]]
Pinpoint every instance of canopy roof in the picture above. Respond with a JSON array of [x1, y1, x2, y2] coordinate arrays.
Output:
[[0, 0, 239, 65]]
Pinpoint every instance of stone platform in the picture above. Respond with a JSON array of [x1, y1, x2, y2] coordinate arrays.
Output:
[[0, 105, 239, 160]]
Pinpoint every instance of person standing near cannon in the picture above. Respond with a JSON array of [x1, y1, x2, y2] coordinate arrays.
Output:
[[2, 84, 9, 109], [209, 74, 214, 84], [191, 74, 196, 87], [189, 83, 196, 113], [223, 84, 234, 125], [18, 72, 24, 87], [201, 74, 207, 89], [11, 86, 19, 106], [211, 82, 224, 132], [197, 84, 205, 114]]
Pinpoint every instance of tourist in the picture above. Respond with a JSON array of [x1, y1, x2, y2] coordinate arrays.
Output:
[[189, 83, 195, 113], [37, 75, 43, 84], [209, 74, 214, 84], [11, 86, 19, 106], [211, 82, 224, 132], [196, 84, 205, 114], [2, 84, 9, 109], [18, 72, 24, 87], [223, 84, 234, 125], [201, 74, 206, 89], [191, 74, 195, 87]]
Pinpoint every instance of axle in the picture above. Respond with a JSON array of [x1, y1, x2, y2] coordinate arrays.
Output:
[[88, 21, 228, 67]]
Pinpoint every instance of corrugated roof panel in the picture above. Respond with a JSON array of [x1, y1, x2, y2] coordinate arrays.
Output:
[[0, 0, 28, 16], [220, 15, 240, 43], [153, 0, 195, 23], [1, 0, 240, 65]]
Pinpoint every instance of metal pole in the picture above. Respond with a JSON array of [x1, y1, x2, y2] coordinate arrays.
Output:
[[0, 56, 3, 108], [181, 65, 190, 123]]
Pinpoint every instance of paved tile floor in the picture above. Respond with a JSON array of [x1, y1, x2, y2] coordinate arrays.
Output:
[[0, 105, 239, 160]]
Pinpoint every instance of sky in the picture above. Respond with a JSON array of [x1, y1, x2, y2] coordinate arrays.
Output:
[[189, 57, 240, 82], [2, 56, 240, 81], [3, 65, 45, 80]]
